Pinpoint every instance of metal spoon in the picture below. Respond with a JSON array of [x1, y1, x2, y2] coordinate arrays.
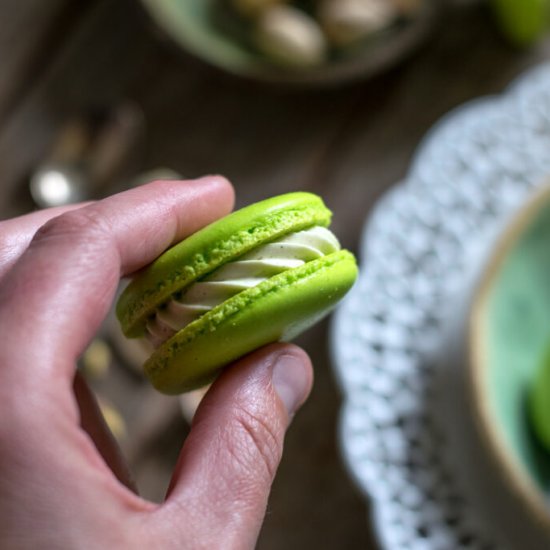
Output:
[[30, 102, 146, 208]]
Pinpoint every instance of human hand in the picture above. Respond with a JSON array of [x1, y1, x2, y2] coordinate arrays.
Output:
[[0, 177, 313, 549]]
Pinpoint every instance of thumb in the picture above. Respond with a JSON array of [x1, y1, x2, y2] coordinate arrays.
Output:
[[160, 344, 312, 549]]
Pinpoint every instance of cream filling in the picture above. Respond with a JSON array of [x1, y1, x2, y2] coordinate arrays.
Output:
[[145, 226, 340, 348]]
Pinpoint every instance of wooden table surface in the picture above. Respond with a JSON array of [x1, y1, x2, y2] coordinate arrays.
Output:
[[1, 1, 549, 548]]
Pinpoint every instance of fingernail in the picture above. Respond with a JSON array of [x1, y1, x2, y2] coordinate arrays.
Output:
[[272, 354, 310, 415]]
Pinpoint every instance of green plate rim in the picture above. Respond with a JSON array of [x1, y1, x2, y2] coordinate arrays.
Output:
[[469, 180, 550, 535]]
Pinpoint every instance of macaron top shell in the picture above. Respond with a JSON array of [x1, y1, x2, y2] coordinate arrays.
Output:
[[117, 192, 332, 338]]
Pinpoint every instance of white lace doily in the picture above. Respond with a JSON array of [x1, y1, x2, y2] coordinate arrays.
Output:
[[331, 64, 550, 549]]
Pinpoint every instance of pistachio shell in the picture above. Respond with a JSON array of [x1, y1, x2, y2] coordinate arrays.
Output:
[[81, 338, 112, 379], [319, 0, 396, 47], [99, 399, 127, 440], [231, 0, 288, 18], [255, 5, 327, 67], [390, 0, 424, 17]]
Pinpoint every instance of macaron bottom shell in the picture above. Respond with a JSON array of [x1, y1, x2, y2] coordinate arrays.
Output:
[[144, 249, 357, 394]]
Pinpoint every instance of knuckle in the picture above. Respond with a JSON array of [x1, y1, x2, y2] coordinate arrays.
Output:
[[0, 220, 7, 245], [0, 220, 22, 265], [0, 390, 36, 457], [33, 208, 111, 247], [225, 406, 283, 482], [0, 226, 14, 263]]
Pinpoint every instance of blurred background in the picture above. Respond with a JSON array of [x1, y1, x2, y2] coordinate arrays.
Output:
[[0, 0, 549, 548]]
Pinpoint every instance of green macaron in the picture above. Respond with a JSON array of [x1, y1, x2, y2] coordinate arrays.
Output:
[[529, 342, 550, 452], [116, 192, 357, 394], [491, 0, 550, 45]]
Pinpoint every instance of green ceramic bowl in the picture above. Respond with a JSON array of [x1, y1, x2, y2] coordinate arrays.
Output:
[[139, 0, 436, 86], [470, 182, 550, 535]]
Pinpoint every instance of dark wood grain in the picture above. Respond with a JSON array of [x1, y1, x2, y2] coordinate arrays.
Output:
[[0, 0, 153, 213], [0, 1, 549, 549], [0, 0, 77, 121]]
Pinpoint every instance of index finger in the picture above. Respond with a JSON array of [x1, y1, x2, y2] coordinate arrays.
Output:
[[0, 176, 234, 391], [0, 202, 94, 280]]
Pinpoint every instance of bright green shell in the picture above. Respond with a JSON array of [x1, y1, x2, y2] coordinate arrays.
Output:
[[117, 192, 332, 337], [146, 250, 357, 394]]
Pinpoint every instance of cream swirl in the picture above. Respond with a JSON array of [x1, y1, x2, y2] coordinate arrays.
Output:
[[145, 226, 340, 347]]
